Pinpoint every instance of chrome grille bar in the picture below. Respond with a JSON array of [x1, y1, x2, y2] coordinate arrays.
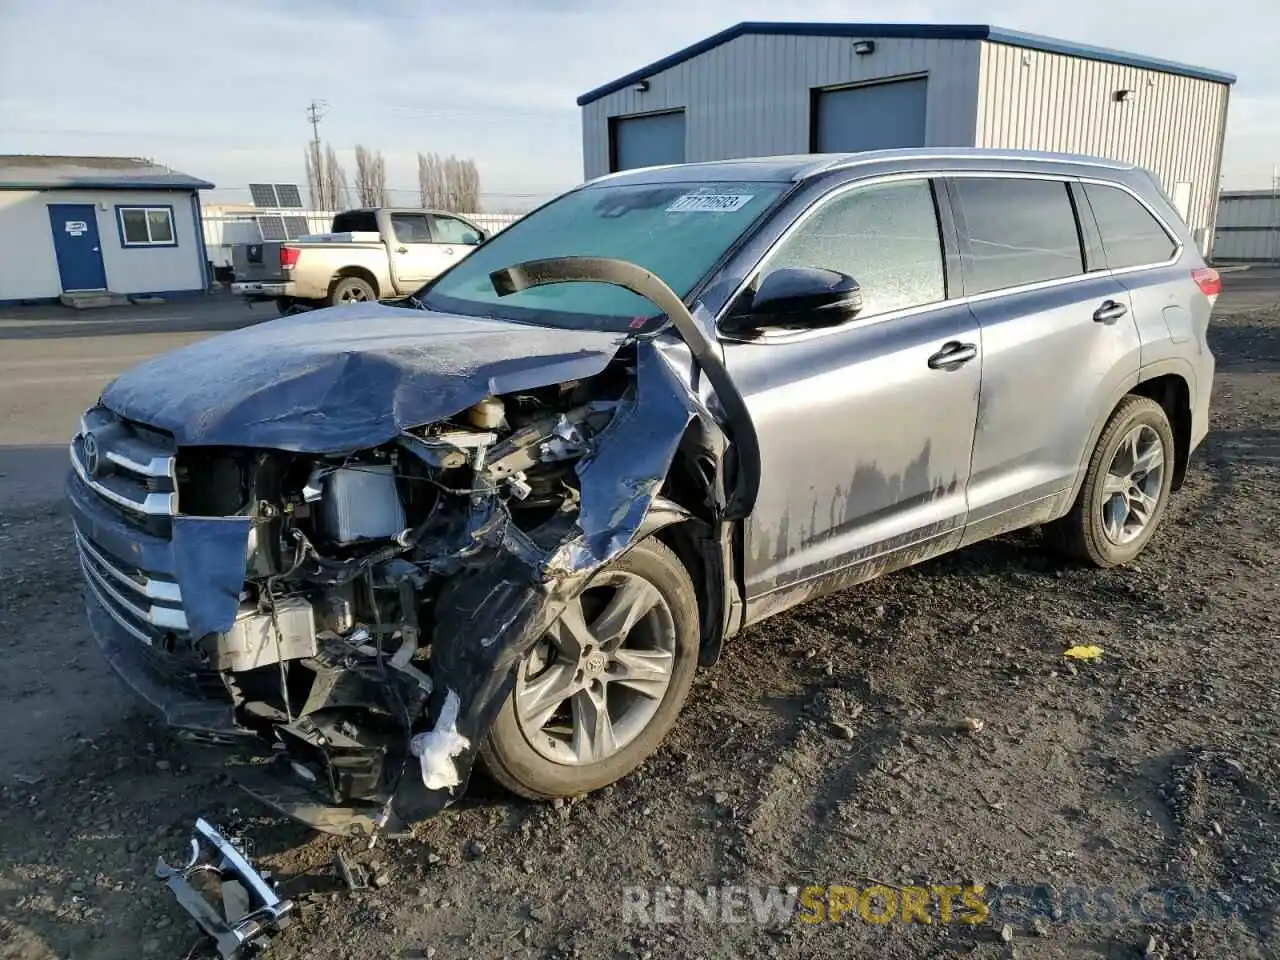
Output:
[[74, 528, 182, 604], [79, 552, 188, 632]]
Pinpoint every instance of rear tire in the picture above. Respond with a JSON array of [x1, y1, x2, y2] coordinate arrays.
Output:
[[480, 538, 699, 800], [1044, 395, 1175, 567], [328, 275, 376, 307]]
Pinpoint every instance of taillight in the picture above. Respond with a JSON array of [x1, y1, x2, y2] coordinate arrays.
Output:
[[279, 246, 301, 270], [1192, 266, 1221, 298]]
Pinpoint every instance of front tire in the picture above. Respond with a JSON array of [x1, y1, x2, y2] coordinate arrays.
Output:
[[1045, 395, 1175, 567], [480, 538, 699, 800]]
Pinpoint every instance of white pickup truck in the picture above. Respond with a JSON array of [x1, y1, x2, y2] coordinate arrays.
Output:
[[231, 207, 487, 311]]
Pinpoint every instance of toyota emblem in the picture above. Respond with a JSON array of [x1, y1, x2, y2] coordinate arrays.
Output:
[[83, 431, 101, 478]]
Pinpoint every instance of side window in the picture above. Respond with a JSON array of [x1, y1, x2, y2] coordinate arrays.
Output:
[[1083, 183, 1178, 269], [432, 215, 483, 245], [390, 214, 432, 243], [952, 178, 1084, 295], [761, 179, 945, 319]]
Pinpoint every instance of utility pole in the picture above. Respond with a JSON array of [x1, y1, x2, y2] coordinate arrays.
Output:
[[306, 99, 327, 151], [305, 99, 329, 208], [1272, 163, 1279, 264]]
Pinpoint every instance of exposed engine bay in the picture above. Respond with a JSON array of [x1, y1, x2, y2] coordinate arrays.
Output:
[[176, 362, 643, 821]]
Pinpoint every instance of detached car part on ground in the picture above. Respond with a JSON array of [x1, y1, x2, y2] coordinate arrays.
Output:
[[68, 151, 1216, 955]]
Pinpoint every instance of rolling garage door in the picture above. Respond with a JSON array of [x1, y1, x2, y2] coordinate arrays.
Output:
[[813, 77, 928, 153], [610, 111, 686, 172]]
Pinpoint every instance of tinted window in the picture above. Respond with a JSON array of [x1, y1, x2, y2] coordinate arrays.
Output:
[[761, 179, 945, 318], [1084, 183, 1177, 268], [391, 214, 433, 243], [954, 178, 1084, 294], [331, 211, 378, 233]]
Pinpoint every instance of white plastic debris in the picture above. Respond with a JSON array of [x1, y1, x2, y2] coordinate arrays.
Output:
[[409, 689, 472, 791]]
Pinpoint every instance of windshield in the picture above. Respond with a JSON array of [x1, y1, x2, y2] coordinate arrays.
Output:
[[419, 180, 787, 331]]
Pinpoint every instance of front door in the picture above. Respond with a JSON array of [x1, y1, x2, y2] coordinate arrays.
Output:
[[721, 178, 981, 619], [48, 204, 107, 292], [388, 212, 450, 289]]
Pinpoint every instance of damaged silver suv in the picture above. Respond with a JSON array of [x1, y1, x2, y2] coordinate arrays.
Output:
[[69, 149, 1217, 839]]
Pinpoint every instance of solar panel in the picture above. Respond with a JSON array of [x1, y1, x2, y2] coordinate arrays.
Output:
[[274, 184, 303, 208], [257, 216, 287, 241], [249, 183, 279, 208], [283, 216, 310, 239]]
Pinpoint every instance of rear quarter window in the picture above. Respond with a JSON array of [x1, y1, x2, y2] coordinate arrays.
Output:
[[1083, 183, 1178, 269], [952, 177, 1084, 295]]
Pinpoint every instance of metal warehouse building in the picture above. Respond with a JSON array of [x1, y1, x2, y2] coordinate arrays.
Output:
[[1211, 190, 1280, 262], [578, 22, 1234, 251], [0, 155, 213, 304]]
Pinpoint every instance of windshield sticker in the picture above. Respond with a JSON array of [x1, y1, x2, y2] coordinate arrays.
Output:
[[666, 194, 755, 213]]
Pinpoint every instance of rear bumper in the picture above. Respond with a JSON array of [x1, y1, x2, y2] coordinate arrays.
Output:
[[231, 281, 293, 298]]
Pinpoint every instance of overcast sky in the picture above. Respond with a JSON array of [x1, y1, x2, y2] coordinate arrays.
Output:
[[0, 0, 1275, 207]]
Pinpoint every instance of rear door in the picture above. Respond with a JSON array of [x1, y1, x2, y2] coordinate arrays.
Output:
[[948, 174, 1141, 543], [387, 212, 449, 287], [721, 176, 981, 612], [1077, 180, 1187, 356]]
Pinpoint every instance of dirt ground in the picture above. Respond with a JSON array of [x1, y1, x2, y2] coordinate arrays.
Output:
[[0, 276, 1276, 960]]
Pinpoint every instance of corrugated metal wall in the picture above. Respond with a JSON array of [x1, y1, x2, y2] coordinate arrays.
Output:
[[581, 35, 982, 180], [975, 41, 1230, 251], [1211, 192, 1280, 262]]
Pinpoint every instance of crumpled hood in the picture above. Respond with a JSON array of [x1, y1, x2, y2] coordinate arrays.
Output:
[[100, 302, 627, 452]]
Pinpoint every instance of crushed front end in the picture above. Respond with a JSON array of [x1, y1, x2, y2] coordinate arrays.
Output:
[[68, 330, 719, 837]]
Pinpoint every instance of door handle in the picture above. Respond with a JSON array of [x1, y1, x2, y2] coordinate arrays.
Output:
[[396, 246, 408, 254], [927, 341, 978, 369], [1093, 299, 1128, 324], [443, 246, 454, 255]]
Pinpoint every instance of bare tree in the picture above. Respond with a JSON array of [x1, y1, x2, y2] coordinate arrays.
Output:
[[417, 151, 481, 211], [417, 151, 446, 208], [305, 142, 350, 210], [449, 156, 481, 212], [353, 145, 387, 207], [324, 144, 349, 210]]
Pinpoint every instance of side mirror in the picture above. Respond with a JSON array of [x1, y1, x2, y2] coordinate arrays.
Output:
[[728, 267, 862, 332], [467, 230, 486, 245]]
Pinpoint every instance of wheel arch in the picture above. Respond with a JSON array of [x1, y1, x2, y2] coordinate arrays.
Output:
[[1129, 368, 1194, 491], [330, 266, 380, 299]]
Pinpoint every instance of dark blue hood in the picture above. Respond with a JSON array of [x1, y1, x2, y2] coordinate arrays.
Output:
[[100, 303, 627, 452]]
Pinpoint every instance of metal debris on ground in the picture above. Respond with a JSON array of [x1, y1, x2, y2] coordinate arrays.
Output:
[[155, 818, 295, 959]]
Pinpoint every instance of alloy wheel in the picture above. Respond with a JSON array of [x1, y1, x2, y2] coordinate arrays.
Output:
[[514, 571, 676, 766], [1099, 423, 1165, 545]]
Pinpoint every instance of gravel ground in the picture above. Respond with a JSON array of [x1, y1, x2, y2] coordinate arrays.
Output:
[[0, 278, 1276, 960]]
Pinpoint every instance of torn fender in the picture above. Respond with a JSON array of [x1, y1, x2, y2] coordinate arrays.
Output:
[[393, 258, 752, 820]]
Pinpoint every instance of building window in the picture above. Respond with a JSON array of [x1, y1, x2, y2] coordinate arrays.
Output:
[[117, 206, 177, 247]]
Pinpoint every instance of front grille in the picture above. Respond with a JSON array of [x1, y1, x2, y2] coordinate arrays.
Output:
[[69, 406, 177, 521]]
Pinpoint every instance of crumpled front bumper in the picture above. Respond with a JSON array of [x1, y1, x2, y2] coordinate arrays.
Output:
[[87, 590, 400, 836]]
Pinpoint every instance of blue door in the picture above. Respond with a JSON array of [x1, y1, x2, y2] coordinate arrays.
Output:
[[48, 204, 107, 291], [814, 78, 928, 153]]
